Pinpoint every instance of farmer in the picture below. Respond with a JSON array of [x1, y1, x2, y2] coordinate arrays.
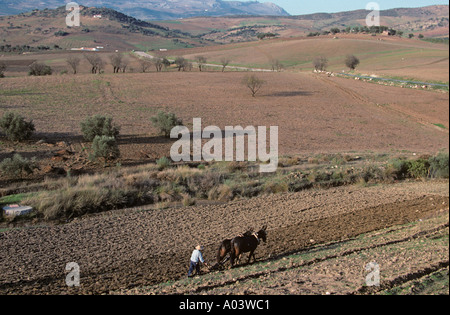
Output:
[[188, 244, 209, 277]]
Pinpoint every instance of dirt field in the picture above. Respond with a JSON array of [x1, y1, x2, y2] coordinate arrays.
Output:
[[0, 180, 448, 295], [125, 203, 449, 295], [0, 71, 448, 177], [1, 38, 448, 296]]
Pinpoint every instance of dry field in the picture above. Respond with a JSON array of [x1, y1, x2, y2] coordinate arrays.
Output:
[[175, 35, 449, 82], [0, 180, 448, 294], [0, 40, 449, 295], [0, 71, 448, 166]]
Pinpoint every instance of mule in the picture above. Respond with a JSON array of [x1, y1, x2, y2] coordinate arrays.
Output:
[[214, 230, 255, 269], [230, 226, 267, 267]]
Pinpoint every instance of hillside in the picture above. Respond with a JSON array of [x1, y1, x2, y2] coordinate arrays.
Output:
[[0, 0, 290, 20], [154, 5, 449, 43], [0, 6, 210, 51], [0, 4, 448, 52]]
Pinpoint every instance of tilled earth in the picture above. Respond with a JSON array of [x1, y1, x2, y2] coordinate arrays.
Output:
[[0, 181, 448, 295]]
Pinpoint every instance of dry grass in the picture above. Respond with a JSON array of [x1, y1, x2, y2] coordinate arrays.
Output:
[[13, 151, 447, 221]]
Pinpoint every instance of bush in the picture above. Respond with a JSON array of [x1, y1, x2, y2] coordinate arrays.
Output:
[[313, 56, 328, 71], [386, 158, 410, 180], [29, 62, 52, 76], [428, 152, 449, 178], [242, 74, 265, 97], [156, 156, 172, 170], [0, 154, 37, 178], [80, 115, 120, 142], [27, 187, 131, 220], [151, 111, 183, 138], [90, 136, 120, 162], [0, 112, 35, 141], [0, 61, 6, 78], [407, 159, 430, 179], [345, 55, 360, 70]]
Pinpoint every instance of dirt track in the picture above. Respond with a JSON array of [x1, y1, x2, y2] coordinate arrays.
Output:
[[0, 180, 448, 295]]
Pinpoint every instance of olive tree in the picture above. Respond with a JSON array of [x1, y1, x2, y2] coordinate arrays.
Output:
[[242, 74, 266, 97], [345, 55, 360, 70]]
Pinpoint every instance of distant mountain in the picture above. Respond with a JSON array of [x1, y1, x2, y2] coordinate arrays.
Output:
[[287, 4, 449, 21], [0, 0, 290, 20]]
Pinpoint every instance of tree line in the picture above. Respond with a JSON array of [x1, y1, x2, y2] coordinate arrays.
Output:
[[308, 25, 405, 37]]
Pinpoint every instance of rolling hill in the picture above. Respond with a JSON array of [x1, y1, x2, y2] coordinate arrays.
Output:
[[154, 5, 449, 43], [0, 6, 212, 51], [0, 0, 290, 20]]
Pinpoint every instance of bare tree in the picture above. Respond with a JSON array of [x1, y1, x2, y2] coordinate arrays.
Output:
[[66, 56, 81, 74], [175, 57, 188, 72], [110, 53, 123, 73], [84, 54, 104, 74], [220, 57, 231, 72], [242, 74, 266, 97], [139, 58, 152, 73], [120, 57, 129, 73], [313, 56, 328, 71], [152, 57, 164, 72], [162, 57, 171, 71], [270, 59, 284, 72], [345, 55, 360, 71], [196, 56, 207, 72], [0, 61, 7, 78]]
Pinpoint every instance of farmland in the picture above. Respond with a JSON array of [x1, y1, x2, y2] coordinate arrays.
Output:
[[0, 5, 449, 296]]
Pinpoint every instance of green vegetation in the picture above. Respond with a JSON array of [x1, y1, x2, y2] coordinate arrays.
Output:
[[28, 62, 52, 76], [0, 154, 37, 179], [429, 152, 450, 179], [434, 123, 447, 129], [0, 112, 35, 141], [421, 37, 449, 45], [150, 111, 183, 138], [0, 151, 444, 222], [90, 135, 120, 162], [80, 115, 120, 142]]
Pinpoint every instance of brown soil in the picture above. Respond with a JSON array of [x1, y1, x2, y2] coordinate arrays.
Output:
[[0, 180, 448, 295], [0, 71, 448, 185]]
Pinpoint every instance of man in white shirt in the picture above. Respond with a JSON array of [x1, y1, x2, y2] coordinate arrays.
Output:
[[188, 245, 209, 277]]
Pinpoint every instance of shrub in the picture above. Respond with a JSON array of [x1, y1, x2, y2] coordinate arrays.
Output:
[[29, 62, 52, 76], [242, 74, 265, 97], [27, 187, 131, 220], [313, 56, 328, 71], [156, 156, 172, 170], [80, 115, 120, 142], [263, 178, 288, 194], [0, 154, 37, 178], [386, 158, 410, 180], [0, 61, 6, 78], [151, 111, 183, 138], [0, 112, 35, 141], [407, 159, 430, 179], [345, 55, 360, 70], [428, 152, 449, 178], [90, 136, 120, 162]]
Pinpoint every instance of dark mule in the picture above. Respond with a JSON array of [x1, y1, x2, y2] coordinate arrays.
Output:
[[216, 239, 232, 266], [214, 230, 255, 269], [230, 226, 267, 267]]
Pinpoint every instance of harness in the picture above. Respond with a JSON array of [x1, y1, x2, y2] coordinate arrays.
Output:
[[252, 232, 261, 245]]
